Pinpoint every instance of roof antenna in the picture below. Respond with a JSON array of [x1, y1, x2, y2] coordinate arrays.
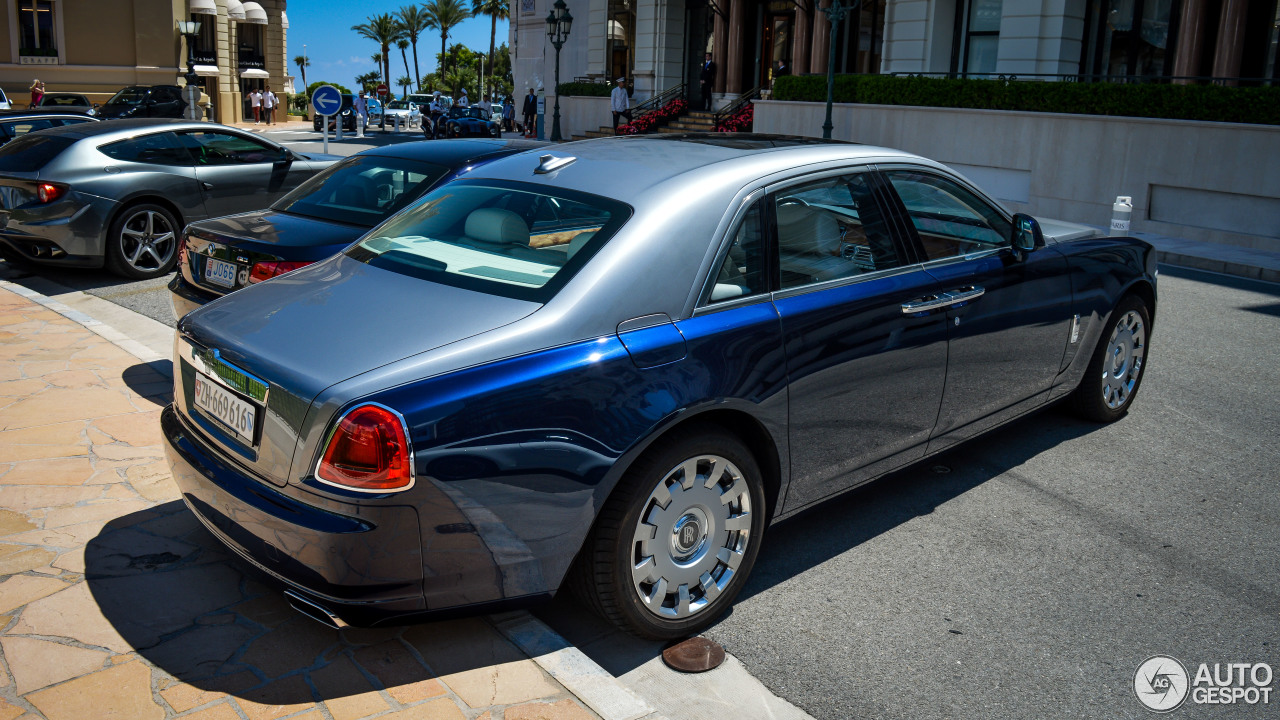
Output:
[[535, 154, 576, 174]]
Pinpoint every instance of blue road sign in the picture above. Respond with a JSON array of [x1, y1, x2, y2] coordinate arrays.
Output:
[[311, 85, 343, 116]]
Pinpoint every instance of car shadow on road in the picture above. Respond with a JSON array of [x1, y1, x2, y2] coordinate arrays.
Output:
[[82, 501, 529, 707], [538, 404, 1105, 676]]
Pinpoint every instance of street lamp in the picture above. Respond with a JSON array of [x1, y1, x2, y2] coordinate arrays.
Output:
[[818, 0, 858, 140], [545, 0, 573, 141], [176, 18, 203, 119]]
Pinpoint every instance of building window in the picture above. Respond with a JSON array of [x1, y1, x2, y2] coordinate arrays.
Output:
[[957, 0, 1001, 75], [607, 0, 635, 81], [238, 23, 264, 69], [1081, 0, 1174, 79], [18, 0, 57, 56], [193, 18, 217, 65], [830, 0, 885, 75]]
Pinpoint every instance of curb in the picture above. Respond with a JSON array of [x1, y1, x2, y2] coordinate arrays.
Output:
[[1154, 250, 1280, 284]]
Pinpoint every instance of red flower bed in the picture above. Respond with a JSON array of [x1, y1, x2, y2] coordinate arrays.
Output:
[[715, 102, 754, 132], [617, 97, 688, 135]]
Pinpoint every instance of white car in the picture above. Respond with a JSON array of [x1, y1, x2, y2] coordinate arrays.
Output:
[[382, 99, 421, 127], [0, 88, 11, 111]]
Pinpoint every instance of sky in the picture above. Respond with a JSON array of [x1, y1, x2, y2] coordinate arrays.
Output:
[[287, 1, 510, 93]]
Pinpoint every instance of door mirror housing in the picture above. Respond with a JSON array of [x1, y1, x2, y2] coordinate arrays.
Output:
[[1010, 213, 1043, 255]]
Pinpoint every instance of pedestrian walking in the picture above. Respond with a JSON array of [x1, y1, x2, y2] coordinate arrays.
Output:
[[354, 91, 369, 133], [250, 88, 262, 124], [502, 100, 515, 132], [699, 53, 716, 111], [263, 85, 277, 125], [611, 77, 632, 133], [28, 79, 43, 108], [521, 87, 537, 137]]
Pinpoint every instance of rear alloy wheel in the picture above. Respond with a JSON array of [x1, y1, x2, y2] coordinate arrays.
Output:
[[1071, 294, 1150, 422], [105, 203, 179, 279], [576, 427, 766, 639]]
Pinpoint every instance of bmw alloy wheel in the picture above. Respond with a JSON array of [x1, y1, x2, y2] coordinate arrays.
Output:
[[1102, 309, 1145, 409], [631, 454, 754, 620]]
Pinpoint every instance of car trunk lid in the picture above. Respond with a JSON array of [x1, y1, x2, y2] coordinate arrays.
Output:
[[174, 254, 541, 486]]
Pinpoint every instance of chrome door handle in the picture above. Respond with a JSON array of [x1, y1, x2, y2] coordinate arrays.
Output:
[[901, 286, 985, 314], [201, 182, 214, 190]]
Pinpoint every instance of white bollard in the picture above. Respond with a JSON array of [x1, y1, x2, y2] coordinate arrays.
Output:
[[1110, 195, 1132, 235], [336, 116, 344, 141]]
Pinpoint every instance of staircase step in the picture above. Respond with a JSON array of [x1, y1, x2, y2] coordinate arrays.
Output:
[[687, 111, 715, 118], [668, 122, 715, 131], [656, 127, 690, 134], [583, 130, 614, 138]]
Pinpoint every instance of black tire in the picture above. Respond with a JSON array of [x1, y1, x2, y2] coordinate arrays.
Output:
[[1071, 294, 1151, 422], [104, 203, 180, 280], [573, 425, 767, 639]]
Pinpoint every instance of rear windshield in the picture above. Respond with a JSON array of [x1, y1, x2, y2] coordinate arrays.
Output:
[[273, 155, 449, 227], [0, 135, 74, 171], [345, 180, 630, 302]]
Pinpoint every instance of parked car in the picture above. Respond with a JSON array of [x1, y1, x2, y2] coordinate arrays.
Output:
[[161, 134, 1156, 638], [0, 87, 10, 110], [96, 85, 187, 119], [0, 111, 96, 147], [312, 94, 357, 132], [381, 99, 420, 127], [169, 139, 549, 318], [36, 93, 97, 115], [433, 104, 501, 138], [0, 119, 340, 279]]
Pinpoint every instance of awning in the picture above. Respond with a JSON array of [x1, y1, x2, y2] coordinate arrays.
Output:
[[225, 0, 245, 22], [241, 1, 268, 24], [190, 0, 217, 15], [194, 64, 220, 76], [239, 68, 269, 78], [281, 11, 289, 28]]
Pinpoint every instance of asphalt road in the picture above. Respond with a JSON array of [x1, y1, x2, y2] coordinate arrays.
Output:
[[683, 266, 1280, 719]]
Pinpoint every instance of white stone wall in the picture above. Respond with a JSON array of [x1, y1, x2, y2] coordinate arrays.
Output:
[[753, 99, 1280, 250], [995, 0, 1086, 76]]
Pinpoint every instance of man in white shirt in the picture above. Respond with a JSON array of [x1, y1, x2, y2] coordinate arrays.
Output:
[[249, 88, 262, 124], [354, 91, 369, 133], [457, 89, 470, 108], [263, 85, 277, 125], [427, 93, 444, 137], [610, 77, 631, 133], [476, 94, 492, 115]]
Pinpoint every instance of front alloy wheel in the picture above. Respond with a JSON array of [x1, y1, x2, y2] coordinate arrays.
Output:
[[575, 426, 766, 639], [1072, 294, 1151, 422], [105, 204, 178, 279]]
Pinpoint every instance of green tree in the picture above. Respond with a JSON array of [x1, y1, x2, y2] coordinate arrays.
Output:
[[422, 0, 471, 79], [306, 80, 353, 96], [397, 75, 414, 98], [395, 5, 432, 89], [354, 71, 382, 91], [293, 55, 310, 88], [351, 13, 402, 86], [470, 0, 508, 86], [397, 39, 412, 87]]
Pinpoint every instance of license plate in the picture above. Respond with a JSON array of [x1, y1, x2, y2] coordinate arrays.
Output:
[[193, 372, 257, 442], [204, 257, 238, 288]]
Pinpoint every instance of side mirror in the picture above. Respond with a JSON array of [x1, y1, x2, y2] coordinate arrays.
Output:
[[1010, 213, 1043, 256]]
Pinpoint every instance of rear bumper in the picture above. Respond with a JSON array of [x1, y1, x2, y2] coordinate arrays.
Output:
[[0, 193, 114, 267], [161, 404, 427, 625], [168, 273, 219, 321]]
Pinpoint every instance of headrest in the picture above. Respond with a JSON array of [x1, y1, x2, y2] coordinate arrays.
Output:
[[465, 208, 530, 247]]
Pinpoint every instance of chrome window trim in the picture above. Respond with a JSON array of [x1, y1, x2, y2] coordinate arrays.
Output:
[[312, 401, 417, 494], [917, 246, 1005, 271], [770, 261, 929, 301], [763, 163, 875, 197]]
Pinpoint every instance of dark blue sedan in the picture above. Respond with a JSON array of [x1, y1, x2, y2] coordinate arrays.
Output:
[[168, 139, 548, 318], [162, 135, 1156, 639]]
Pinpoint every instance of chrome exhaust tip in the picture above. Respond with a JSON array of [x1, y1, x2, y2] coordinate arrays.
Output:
[[283, 589, 349, 630]]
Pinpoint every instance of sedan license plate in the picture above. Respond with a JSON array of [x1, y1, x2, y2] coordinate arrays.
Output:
[[204, 257, 238, 288], [193, 372, 257, 443]]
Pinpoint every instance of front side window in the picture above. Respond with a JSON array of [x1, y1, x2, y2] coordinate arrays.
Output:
[[2, 119, 56, 138], [273, 155, 448, 227], [345, 180, 630, 302], [774, 172, 901, 289], [886, 170, 1011, 260], [176, 131, 279, 165], [100, 132, 190, 166]]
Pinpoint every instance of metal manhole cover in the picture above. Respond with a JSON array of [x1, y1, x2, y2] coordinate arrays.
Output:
[[661, 637, 725, 673]]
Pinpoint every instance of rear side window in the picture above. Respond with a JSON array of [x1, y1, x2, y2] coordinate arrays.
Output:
[[0, 135, 74, 171], [100, 132, 190, 165], [1, 119, 57, 138]]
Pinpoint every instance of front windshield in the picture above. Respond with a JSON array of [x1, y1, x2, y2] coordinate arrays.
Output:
[[387, 100, 409, 110], [106, 87, 148, 105], [345, 181, 630, 302], [272, 155, 449, 228]]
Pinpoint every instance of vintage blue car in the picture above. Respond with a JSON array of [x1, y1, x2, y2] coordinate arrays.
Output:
[[432, 104, 501, 139], [162, 135, 1156, 639]]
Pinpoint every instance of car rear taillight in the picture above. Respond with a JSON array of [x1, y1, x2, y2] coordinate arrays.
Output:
[[177, 234, 188, 265], [248, 260, 311, 284], [316, 404, 414, 492], [36, 182, 66, 203]]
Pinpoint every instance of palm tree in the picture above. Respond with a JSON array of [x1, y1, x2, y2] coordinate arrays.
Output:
[[395, 5, 432, 90], [470, 0, 508, 83], [397, 39, 412, 86], [351, 13, 402, 88], [293, 55, 310, 88], [397, 75, 414, 98], [422, 0, 471, 79]]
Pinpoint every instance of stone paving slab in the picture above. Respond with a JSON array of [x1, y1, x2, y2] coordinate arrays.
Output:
[[0, 286, 602, 720]]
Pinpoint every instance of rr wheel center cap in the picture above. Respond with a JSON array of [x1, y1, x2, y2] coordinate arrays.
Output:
[[671, 509, 709, 559]]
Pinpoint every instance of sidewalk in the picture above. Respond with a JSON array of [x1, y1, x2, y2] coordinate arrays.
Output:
[[0, 284, 639, 720]]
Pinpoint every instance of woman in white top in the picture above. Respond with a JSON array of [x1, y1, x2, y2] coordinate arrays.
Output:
[[250, 88, 263, 124]]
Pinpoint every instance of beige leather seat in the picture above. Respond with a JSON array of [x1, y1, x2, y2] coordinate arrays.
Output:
[[776, 204, 852, 283]]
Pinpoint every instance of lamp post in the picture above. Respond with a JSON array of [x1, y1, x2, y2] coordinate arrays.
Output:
[[818, 0, 857, 140], [545, 0, 573, 141], [176, 18, 203, 120]]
